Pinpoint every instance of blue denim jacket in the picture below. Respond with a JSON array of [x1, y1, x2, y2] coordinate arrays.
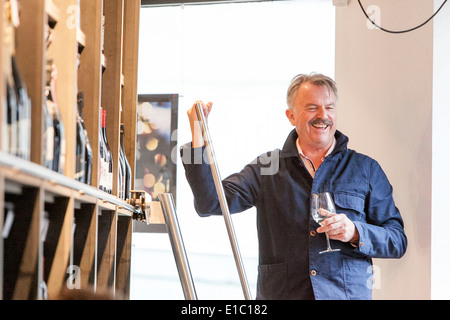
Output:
[[181, 129, 407, 300]]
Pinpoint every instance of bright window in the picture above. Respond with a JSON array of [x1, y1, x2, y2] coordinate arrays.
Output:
[[131, 0, 335, 299]]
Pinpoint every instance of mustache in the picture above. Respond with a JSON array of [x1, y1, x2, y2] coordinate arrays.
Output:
[[309, 118, 333, 126]]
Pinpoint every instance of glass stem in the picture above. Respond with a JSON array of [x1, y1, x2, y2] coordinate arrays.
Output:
[[325, 232, 332, 250]]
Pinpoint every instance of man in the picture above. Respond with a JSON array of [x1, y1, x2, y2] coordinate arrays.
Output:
[[180, 73, 407, 300]]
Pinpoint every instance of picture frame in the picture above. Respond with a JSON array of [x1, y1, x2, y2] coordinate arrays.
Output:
[[135, 94, 178, 203]]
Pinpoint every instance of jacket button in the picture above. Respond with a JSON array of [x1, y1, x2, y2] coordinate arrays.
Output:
[[310, 270, 317, 276], [310, 230, 316, 237]]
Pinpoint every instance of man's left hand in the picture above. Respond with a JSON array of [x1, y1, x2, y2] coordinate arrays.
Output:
[[316, 212, 359, 244]]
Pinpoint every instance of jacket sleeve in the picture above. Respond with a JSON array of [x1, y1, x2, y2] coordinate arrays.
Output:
[[180, 143, 264, 216], [353, 160, 407, 259]]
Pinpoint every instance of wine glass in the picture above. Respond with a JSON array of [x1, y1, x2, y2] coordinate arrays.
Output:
[[311, 192, 340, 254]]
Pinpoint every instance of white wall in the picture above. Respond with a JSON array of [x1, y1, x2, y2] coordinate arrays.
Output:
[[335, 0, 442, 299], [431, 0, 450, 300]]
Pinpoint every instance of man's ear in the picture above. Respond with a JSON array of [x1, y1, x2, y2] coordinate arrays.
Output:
[[285, 108, 295, 126]]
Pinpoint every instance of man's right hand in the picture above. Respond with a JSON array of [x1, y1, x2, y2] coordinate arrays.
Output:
[[187, 101, 213, 148]]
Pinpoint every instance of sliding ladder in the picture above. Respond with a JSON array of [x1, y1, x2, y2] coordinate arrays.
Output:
[[194, 102, 252, 300], [132, 102, 252, 300]]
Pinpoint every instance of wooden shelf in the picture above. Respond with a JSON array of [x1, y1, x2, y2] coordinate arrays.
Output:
[[0, 151, 135, 211], [0, 0, 141, 300]]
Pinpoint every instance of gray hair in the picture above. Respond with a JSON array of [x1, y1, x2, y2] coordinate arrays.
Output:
[[286, 73, 338, 109]]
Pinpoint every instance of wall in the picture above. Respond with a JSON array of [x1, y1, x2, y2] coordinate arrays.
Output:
[[431, 0, 450, 300], [335, 0, 436, 299]]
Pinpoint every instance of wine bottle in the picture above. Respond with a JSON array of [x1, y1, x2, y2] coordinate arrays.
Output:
[[2, 0, 31, 161], [118, 120, 125, 199], [42, 87, 54, 170], [44, 64, 58, 171], [12, 56, 31, 161], [118, 147, 124, 199], [78, 92, 93, 185], [74, 92, 86, 182], [3, 1, 18, 156], [120, 124, 132, 200], [51, 63, 66, 174], [5, 67, 18, 156], [45, 61, 65, 174], [104, 112, 113, 194], [8, 0, 31, 161], [100, 108, 113, 194], [98, 108, 106, 191], [84, 126, 93, 185], [118, 103, 124, 199]]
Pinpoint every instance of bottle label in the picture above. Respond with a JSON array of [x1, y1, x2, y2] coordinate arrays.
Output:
[[108, 170, 112, 193], [45, 127, 55, 162], [101, 158, 106, 191], [59, 136, 66, 173]]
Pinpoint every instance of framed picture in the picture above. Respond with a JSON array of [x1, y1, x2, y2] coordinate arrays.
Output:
[[135, 94, 178, 202]]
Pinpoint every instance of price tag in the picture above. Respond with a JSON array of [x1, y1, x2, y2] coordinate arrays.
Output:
[[2, 208, 15, 239]]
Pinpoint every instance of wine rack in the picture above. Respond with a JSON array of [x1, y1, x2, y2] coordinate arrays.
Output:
[[0, 0, 142, 299]]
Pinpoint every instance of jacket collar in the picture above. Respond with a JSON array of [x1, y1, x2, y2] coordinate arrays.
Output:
[[280, 129, 349, 158]]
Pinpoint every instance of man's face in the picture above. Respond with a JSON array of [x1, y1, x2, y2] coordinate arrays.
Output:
[[285, 82, 337, 152]]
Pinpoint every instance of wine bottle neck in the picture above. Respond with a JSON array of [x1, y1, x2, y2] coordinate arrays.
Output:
[[101, 109, 108, 146], [102, 109, 106, 128], [77, 92, 84, 116], [120, 125, 125, 147]]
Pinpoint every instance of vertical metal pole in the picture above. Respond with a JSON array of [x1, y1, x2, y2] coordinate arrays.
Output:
[[194, 102, 252, 300], [158, 193, 197, 300]]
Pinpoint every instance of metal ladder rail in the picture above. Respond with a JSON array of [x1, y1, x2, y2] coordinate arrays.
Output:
[[158, 193, 197, 300], [194, 102, 252, 300]]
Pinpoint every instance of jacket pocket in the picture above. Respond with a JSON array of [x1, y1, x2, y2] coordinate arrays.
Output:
[[256, 263, 287, 300], [342, 256, 373, 300], [333, 192, 365, 220]]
